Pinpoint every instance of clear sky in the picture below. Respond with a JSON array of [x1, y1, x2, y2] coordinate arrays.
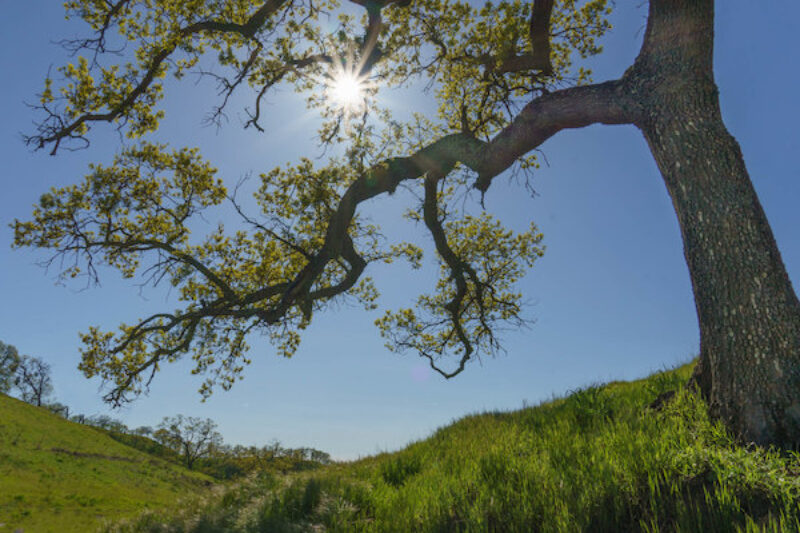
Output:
[[1, 2, 798, 461]]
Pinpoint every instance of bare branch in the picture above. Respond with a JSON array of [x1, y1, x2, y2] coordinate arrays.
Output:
[[29, 0, 291, 154], [421, 173, 473, 378], [59, 0, 134, 62], [244, 54, 333, 131]]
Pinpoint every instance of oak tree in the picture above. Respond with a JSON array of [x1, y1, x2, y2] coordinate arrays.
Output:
[[14, 0, 800, 448], [14, 355, 54, 407], [155, 414, 224, 470], [0, 341, 21, 394]]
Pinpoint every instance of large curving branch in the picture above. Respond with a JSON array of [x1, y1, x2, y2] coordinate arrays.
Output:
[[95, 78, 635, 403], [474, 78, 634, 192]]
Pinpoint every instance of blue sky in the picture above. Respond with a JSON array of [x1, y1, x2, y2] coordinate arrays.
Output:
[[1, 2, 798, 460]]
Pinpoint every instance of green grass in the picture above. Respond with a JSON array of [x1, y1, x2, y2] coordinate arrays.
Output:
[[106, 361, 800, 532], [0, 393, 213, 533]]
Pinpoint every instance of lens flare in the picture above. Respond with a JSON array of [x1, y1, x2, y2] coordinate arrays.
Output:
[[330, 72, 364, 109]]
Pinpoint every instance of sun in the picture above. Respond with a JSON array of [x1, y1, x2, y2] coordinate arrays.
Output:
[[321, 45, 377, 116], [328, 70, 365, 110]]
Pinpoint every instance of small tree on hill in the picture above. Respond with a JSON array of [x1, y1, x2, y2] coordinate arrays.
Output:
[[14, 355, 54, 407], [0, 341, 21, 394], [156, 415, 223, 470], [45, 402, 70, 419], [87, 414, 129, 433], [133, 425, 154, 437]]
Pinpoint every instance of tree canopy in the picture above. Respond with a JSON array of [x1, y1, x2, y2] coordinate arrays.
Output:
[[14, 355, 55, 407], [14, 0, 800, 448], [155, 414, 224, 469], [14, 0, 608, 404], [1, 342, 54, 407]]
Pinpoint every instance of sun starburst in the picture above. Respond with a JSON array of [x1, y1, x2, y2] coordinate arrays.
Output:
[[323, 46, 373, 114], [329, 71, 365, 109]]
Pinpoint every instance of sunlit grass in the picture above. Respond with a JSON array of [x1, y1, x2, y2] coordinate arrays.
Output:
[[104, 360, 800, 532], [0, 394, 212, 532]]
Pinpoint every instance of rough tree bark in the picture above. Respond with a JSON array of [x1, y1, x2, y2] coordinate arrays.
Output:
[[629, 0, 800, 448], [479, 0, 800, 447]]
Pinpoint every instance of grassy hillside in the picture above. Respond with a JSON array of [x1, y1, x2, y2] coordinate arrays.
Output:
[[106, 362, 800, 532], [0, 393, 212, 533]]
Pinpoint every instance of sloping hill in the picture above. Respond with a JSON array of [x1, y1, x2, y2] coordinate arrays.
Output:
[[108, 362, 800, 532], [0, 393, 212, 533]]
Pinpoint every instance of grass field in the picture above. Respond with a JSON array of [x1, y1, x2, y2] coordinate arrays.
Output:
[[106, 362, 800, 532], [0, 393, 212, 533]]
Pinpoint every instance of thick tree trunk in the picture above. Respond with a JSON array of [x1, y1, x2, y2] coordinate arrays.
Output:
[[632, 0, 800, 447]]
